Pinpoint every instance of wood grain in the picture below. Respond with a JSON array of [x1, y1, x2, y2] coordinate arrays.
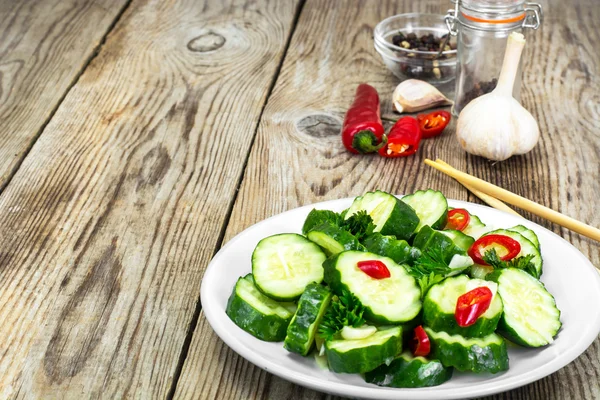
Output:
[[177, 0, 600, 399], [0, 0, 131, 191], [0, 0, 298, 398]]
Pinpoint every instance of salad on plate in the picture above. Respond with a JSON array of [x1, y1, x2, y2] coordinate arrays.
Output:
[[224, 189, 561, 388]]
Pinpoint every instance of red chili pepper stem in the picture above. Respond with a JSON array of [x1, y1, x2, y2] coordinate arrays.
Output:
[[352, 131, 388, 154]]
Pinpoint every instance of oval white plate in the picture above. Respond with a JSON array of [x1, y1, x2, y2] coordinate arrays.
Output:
[[201, 198, 600, 400]]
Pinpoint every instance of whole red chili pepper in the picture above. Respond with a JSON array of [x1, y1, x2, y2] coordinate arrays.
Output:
[[378, 116, 421, 158], [417, 110, 451, 139], [341, 84, 387, 154]]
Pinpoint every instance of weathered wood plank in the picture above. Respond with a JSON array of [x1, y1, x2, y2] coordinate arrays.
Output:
[[178, 0, 600, 398], [0, 0, 299, 398], [0, 0, 130, 191]]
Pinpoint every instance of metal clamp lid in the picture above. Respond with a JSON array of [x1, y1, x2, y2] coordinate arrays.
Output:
[[444, 0, 543, 33]]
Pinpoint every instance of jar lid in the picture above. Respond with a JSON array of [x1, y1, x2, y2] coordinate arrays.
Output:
[[445, 0, 542, 33]]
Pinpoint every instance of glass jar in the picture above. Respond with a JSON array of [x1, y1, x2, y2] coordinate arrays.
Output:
[[445, 0, 542, 116]]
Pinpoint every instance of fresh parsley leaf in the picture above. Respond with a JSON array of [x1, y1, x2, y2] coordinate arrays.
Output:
[[406, 247, 452, 278], [318, 290, 366, 341], [341, 210, 376, 241], [482, 249, 537, 277]]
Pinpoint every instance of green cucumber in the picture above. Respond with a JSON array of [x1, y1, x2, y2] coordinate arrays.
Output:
[[364, 352, 453, 388], [362, 233, 420, 265], [423, 275, 502, 337], [462, 213, 490, 239], [401, 189, 448, 231], [486, 229, 543, 278], [306, 222, 365, 256], [302, 209, 342, 235], [345, 191, 419, 241], [325, 327, 402, 374], [252, 233, 326, 301], [488, 268, 561, 347], [226, 274, 293, 341], [469, 264, 494, 279], [425, 328, 509, 373], [440, 230, 475, 252], [324, 251, 421, 324], [508, 225, 540, 250], [284, 283, 333, 356]]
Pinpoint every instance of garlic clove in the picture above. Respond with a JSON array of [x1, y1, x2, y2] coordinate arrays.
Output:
[[392, 79, 453, 113]]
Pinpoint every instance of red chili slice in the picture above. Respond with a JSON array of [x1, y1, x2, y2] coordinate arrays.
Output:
[[468, 234, 521, 265], [446, 208, 471, 231], [357, 260, 391, 279], [455, 287, 493, 327], [411, 325, 431, 357], [416, 110, 451, 139]]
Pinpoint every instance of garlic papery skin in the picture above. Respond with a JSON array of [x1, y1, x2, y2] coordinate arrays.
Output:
[[393, 79, 452, 113], [456, 32, 540, 161]]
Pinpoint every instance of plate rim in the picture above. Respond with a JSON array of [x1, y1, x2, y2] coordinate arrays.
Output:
[[201, 197, 600, 400]]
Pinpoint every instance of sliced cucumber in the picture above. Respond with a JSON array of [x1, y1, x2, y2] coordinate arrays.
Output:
[[462, 213, 491, 239], [488, 268, 561, 347], [469, 264, 494, 279], [425, 328, 509, 373], [423, 275, 503, 337], [441, 230, 475, 252], [284, 283, 332, 356], [413, 226, 468, 262], [302, 209, 341, 235], [508, 225, 540, 250], [345, 191, 419, 241], [252, 233, 327, 301], [362, 233, 420, 265], [306, 222, 365, 256], [401, 189, 448, 231], [325, 327, 402, 374], [226, 274, 294, 341], [324, 251, 421, 324], [364, 351, 453, 388], [485, 229, 543, 278]]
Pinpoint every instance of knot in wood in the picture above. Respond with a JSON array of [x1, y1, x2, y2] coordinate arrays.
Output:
[[187, 31, 226, 53], [296, 114, 340, 138]]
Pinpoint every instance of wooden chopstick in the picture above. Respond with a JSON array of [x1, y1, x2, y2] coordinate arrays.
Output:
[[434, 160, 521, 217], [424, 159, 600, 242]]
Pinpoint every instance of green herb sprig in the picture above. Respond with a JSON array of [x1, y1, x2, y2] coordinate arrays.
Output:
[[405, 247, 452, 299], [318, 290, 366, 341], [341, 210, 376, 241], [482, 248, 537, 277]]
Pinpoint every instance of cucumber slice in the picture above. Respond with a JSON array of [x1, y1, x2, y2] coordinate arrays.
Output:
[[440, 230, 475, 252], [362, 233, 420, 265], [284, 283, 333, 356], [364, 351, 453, 388], [488, 268, 561, 347], [469, 264, 494, 279], [462, 214, 491, 239], [413, 226, 467, 263], [485, 229, 543, 278], [226, 274, 294, 341], [508, 224, 540, 250], [252, 233, 327, 301], [401, 189, 448, 231], [306, 222, 365, 256], [324, 251, 421, 324], [345, 191, 419, 241], [423, 275, 503, 337], [425, 327, 509, 373], [302, 209, 341, 235], [325, 327, 402, 374]]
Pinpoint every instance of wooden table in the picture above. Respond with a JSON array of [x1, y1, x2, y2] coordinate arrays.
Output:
[[0, 0, 598, 398]]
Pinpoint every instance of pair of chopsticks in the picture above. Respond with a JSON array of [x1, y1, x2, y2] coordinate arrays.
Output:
[[425, 158, 600, 244]]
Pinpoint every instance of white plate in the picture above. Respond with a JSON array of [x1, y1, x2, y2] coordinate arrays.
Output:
[[201, 198, 600, 400]]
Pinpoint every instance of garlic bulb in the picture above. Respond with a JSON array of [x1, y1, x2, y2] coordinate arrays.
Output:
[[456, 32, 539, 161], [393, 79, 452, 113]]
